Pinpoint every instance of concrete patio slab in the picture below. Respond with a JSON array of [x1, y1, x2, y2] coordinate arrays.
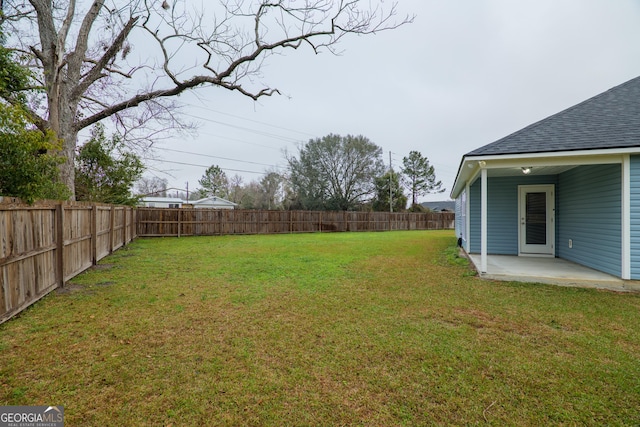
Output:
[[466, 254, 640, 292]]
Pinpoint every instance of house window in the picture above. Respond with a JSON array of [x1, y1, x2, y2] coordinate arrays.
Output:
[[169, 204, 180, 208]]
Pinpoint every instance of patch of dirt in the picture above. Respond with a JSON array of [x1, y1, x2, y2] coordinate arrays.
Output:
[[95, 281, 115, 287], [56, 284, 86, 294], [92, 264, 115, 271]]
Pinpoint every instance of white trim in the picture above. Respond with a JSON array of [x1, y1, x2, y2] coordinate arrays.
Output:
[[464, 147, 640, 163], [452, 151, 629, 199], [467, 156, 623, 169], [518, 184, 555, 257], [622, 155, 631, 279], [481, 168, 487, 273]]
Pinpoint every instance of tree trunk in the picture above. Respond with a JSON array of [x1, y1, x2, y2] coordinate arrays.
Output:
[[47, 60, 79, 199], [57, 123, 78, 199]]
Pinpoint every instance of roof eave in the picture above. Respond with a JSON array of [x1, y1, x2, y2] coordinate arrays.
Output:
[[450, 146, 640, 199]]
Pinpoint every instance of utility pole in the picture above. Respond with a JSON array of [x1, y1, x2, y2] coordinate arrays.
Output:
[[389, 151, 393, 213]]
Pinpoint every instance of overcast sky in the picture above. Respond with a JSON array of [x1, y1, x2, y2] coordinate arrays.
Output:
[[127, 0, 640, 202]]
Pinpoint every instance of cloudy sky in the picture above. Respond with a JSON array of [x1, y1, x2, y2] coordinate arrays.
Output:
[[133, 0, 640, 202]]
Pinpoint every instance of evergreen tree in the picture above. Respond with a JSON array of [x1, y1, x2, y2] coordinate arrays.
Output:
[[198, 165, 229, 198], [401, 151, 444, 208]]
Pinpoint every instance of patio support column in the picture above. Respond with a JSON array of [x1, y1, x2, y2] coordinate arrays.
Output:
[[481, 168, 488, 273], [465, 181, 471, 252], [622, 155, 631, 279]]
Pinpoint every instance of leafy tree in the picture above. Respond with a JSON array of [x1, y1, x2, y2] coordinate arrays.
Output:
[[74, 124, 144, 206], [288, 134, 385, 211], [198, 165, 229, 198], [401, 150, 444, 208], [0, 32, 69, 203], [2, 1, 411, 197], [0, 105, 69, 203], [372, 170, 407, 212]]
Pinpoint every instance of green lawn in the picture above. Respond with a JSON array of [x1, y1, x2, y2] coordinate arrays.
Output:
[[1, 230, 639, 426]]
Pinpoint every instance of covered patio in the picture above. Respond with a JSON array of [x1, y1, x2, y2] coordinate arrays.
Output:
[[466, 254, 640, 292]]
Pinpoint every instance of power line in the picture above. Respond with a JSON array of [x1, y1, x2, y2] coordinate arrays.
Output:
[[154, 147, 279, 168], [149, 159, 266, 175], [181, 111, 302, 144], [184, 103, 316, 138], [194, 130, 287, 151]]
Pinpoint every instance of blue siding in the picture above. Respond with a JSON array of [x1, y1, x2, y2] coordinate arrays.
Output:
[[455, 195, 465, 249], [630, 156, 640, 279], [469, 182, 480, 253], [557, 164, 621, 277], [455, 197, 461, 237], [468, 175, 558, 254]]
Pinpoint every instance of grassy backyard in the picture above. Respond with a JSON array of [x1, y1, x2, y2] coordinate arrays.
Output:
[[1, 230, 639, 426]]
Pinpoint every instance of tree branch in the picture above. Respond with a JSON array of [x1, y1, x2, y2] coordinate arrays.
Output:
[[71, 14, 139, 100]]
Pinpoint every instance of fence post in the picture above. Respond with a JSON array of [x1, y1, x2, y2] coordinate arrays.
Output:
[[123, 207, 127, 244], [56, 204, 65, 288], [131, 208, 136, 240], [91, 204, 97, 265], [177, 208, 181, 238], [109, 205, 115, 254]]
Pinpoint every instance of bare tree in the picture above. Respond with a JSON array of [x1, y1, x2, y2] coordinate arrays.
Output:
[[287, 134, 385, 210], [135, 176, 168, 196], [227, 174, 245, 204], [2, 0, 412, 198], [259, 170, 284, 209]]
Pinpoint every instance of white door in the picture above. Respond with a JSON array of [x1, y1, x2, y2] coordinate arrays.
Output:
[[519, 185, 555, 256]]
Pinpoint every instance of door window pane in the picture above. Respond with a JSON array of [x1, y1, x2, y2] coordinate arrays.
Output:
[[526, 192, 546, 245]]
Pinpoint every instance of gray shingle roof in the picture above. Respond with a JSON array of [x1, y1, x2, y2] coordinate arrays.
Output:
[[466, 76, 640, 157], [421, 201, 455, 211]]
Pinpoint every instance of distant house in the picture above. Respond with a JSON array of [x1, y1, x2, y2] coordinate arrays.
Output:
[[139, 197, 183, 208], [139, 195, 237, 209], [190, 196, 237, 210], [421, 201, 455, 212], [450, 76, 640, 280]]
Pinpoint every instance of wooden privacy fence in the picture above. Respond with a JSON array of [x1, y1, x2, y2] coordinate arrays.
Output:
[[137, 208, 455, 237], [0, 200, 136, 324]]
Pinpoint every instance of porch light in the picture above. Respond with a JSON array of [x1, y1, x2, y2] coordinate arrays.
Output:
[[521, 167, 532, 175]]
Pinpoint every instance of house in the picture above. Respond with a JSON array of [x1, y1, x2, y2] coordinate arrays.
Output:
[[189, 196, 237, 209], [451, 76, 640, 281], [139, 195, 238, 209], [421, 201, 455, 212], [139, 196, 183, 208]]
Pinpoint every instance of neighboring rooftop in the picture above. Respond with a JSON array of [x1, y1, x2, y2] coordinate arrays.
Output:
[[421, 201, 455, 212], [466, 76, 640, 157]]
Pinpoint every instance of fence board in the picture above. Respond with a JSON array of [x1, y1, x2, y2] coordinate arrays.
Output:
[[0, 201, 137, 324]]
